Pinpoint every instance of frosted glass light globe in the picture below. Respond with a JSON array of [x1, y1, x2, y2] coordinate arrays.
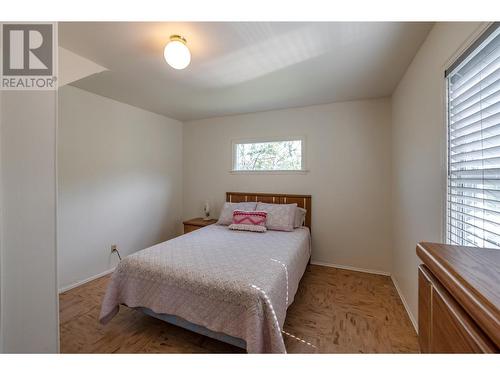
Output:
[[164, 36, 191, 70]]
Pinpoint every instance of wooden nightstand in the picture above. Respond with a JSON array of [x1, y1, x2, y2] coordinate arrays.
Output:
[[183, 217, 217, 234]]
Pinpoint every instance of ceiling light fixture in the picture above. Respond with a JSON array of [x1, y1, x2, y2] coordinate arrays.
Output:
[[164, 35, 191, 70]]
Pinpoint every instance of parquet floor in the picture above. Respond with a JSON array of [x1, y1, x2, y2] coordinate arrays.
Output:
[[59, 264, 419, 353]]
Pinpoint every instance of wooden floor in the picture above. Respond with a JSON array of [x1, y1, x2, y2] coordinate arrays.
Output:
[[59, 265, 419, 353]]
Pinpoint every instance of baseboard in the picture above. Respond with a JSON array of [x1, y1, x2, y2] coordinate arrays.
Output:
[[58, 267, 115, 294], [310, 260, 391, 276], [391, 275, 418, 334]]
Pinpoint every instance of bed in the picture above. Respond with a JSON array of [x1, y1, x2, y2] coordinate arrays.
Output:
[[99, 192, 312, 353]]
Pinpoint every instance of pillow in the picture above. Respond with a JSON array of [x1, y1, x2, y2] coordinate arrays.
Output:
[[229, 210, 267, 233], [294, 207, 307, 228], [255, 202, 297, 232], [217, 202, 258, 225], [232, 210, 268, 226]]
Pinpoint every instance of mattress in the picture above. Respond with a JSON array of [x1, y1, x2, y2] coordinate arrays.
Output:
[[99, 224, 311, 353]]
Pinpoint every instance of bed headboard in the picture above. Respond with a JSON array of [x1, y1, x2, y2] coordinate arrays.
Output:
[[226, 192, 312, 231]]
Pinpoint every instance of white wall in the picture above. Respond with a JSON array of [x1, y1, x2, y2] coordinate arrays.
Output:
[[183, 99, 393, 273], [0, 91, 59, 353], [58, 86, 183, 290], [391, 22, 486, 327]]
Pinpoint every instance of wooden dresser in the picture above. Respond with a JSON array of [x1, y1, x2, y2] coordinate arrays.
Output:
[[417, 242, 500, 353]]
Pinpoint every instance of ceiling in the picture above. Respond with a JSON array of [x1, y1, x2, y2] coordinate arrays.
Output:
[[59, 22, 433, 121]]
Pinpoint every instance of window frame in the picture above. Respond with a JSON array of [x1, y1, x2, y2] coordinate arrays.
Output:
[[443, 22, 500, 247], [230, 136, 308, 174]]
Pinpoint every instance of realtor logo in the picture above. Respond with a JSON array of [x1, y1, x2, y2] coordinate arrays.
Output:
[[1, 23, 57, 90]]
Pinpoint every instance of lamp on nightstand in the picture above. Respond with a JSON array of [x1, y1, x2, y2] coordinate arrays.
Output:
[[203, 200, 211, 221]]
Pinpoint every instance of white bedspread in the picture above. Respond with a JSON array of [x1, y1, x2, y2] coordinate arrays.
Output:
[[99, 224, 311, 353]]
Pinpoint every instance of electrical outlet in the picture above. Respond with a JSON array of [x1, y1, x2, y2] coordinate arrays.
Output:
[[111, 244, 117, 253]]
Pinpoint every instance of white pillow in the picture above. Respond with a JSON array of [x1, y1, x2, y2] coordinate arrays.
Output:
[[217, 202, 258, 225], [294, 207, 307, 228], [255, 202, 297, 232]]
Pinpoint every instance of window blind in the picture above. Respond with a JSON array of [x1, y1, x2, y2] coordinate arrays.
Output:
[[446, 23, 500, 249]]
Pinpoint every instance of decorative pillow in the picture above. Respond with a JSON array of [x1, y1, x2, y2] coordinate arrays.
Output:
[[217, 202, 258, 225], [233, 210, 267, 225], [294, 207, 307, 228], [256, 202, 297, 232]]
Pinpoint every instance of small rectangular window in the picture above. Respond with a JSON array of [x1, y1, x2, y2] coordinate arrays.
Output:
[[232, 138, 305, 172], [446, 23, 500, 248]]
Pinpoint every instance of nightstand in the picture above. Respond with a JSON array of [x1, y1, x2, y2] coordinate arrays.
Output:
[[183, 217, 218, 234]]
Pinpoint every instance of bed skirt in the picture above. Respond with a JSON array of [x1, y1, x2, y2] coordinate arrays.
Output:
[[136, 306, 247, 350]]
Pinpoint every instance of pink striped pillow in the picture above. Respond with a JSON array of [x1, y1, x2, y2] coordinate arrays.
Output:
[[228, 210, 267, 232]]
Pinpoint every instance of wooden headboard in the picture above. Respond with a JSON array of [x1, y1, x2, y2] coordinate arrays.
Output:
[[226, 192, 312, 230]]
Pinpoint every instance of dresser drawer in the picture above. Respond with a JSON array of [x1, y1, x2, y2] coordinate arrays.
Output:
[[418, 265, 496, 353], [432, 281, 495, 353], [184, 224, 200, 234], [182, 218, 218, 234]]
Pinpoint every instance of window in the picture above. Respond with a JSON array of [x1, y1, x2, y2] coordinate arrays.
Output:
[[232, 138, 305, 172], [446, 23, 500, 248]]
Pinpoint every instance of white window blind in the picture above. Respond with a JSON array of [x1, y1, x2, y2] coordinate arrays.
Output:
[[447, 23, 500, 249]]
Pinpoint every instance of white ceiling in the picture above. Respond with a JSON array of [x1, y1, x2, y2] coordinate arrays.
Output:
[[59, 22, 433, 121]]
